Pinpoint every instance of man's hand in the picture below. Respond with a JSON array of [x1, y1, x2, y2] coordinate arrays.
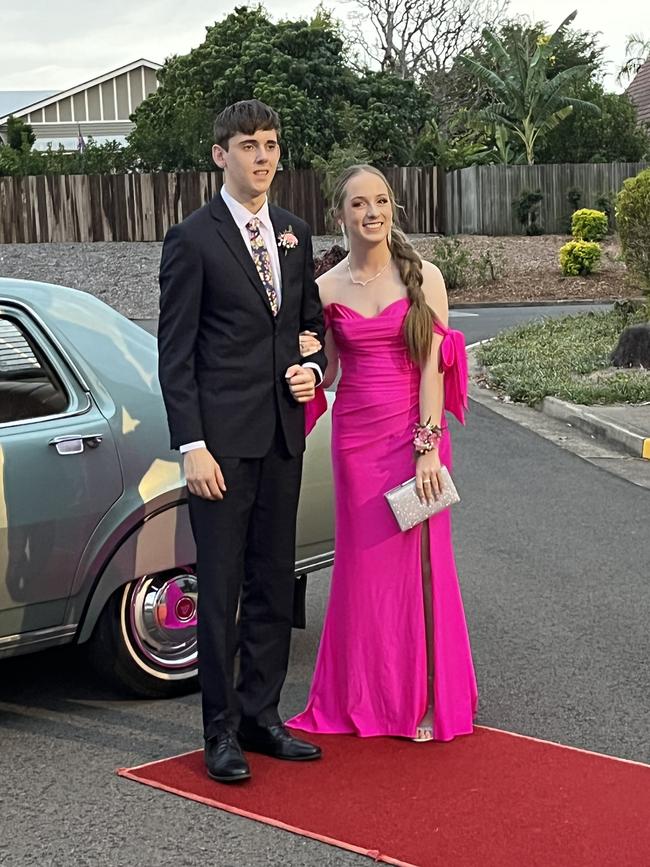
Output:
[[184, 448, 227, 500], [285, 364, 316, 403]]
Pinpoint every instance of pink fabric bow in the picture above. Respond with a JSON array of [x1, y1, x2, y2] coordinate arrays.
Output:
[[439, 328, 469, 425]]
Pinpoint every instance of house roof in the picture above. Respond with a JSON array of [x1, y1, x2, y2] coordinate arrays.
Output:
[[0, 91, 57, 118], [626, 58, 650, 125], [0, 59, 161, 124]]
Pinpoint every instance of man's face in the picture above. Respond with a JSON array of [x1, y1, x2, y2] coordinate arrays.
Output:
[[212, 129, 281, 201]]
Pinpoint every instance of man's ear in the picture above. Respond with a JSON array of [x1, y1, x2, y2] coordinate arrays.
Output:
[[212, 143, 227, 169]]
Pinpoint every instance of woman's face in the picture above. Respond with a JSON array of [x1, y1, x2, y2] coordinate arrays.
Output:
[[340, 171, 393, 248]]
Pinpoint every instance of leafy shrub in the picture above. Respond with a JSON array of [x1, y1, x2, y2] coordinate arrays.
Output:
[[314, 244, 347, 278], [571, 208, 608, 242], [513, 189, 544, 235], [425, 237, 474, 290], [559, 240, 602, 276], [475, 246, 506, 282], [616, 167, 650, 294], [566, 187, 582, 209], [0, 138, 139, 177], [595, 192, 615, 230], [6, 116, 35, 150]]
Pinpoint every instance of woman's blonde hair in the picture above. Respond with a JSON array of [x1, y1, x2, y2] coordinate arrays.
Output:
[[331, 164, 434, 364]]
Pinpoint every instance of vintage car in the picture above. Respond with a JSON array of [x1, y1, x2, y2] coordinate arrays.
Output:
[[0, 278, 334, 696]]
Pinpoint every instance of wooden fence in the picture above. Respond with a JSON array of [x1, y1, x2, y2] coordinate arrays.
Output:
[[2, 161, 648, 242], [0, 166, 442, 243], [444, 162, 650, 235]]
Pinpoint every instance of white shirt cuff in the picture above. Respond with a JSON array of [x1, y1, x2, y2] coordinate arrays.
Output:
[[179, 440, 206, 453], [303, 362, 323, 385]]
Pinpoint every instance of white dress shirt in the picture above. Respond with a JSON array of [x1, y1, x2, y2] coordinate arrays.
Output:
[[180, 186, 322, 454]]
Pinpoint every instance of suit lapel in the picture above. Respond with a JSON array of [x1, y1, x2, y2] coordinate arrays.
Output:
[[209, 194, 273, 315]]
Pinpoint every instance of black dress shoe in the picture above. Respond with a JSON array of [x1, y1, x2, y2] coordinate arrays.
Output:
[[205, 731, 251, 782], [238, 724, 322, 761]]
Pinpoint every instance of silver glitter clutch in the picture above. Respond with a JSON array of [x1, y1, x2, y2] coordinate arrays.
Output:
[[384, 466, 460, 532]]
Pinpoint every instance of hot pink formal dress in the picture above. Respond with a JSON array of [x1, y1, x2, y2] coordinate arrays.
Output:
[[290, 297, 478, 740]]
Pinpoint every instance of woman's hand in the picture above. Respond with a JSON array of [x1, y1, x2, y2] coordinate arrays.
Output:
[[415, 449, 444, 505], [299, 330, 322, 357]]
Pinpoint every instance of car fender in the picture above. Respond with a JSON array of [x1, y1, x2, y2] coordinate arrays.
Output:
[[76, 502, 195, 643]]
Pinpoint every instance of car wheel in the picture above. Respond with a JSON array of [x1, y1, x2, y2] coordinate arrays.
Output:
[[88, 568, 199, 698]]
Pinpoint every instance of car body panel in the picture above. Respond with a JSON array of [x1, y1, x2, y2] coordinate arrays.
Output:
[[0, 278, 334, 661], [0, 301, 124, 639]]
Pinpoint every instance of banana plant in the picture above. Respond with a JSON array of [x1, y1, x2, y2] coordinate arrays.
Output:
[[458, 11, 600, 165]]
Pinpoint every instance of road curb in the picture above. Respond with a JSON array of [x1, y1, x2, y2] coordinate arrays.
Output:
[[467, 343, 650, 462], [450, 298, 624, 310], [540, 397, 650, 461]]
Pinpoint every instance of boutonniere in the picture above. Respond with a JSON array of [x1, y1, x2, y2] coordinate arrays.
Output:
[[277, 225, 299, 255]]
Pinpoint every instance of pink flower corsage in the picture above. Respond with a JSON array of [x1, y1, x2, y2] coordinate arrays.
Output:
[[412, 417, 444, 453], [278, 225, 299, 255]]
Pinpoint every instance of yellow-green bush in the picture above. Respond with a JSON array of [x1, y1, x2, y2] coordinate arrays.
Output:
[[616, 168, 650, 293], [559, 240, 602, 276], [571, 208, 608, 242]]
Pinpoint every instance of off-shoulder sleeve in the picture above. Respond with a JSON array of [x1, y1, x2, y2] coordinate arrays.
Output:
[[438, 326, 469, 425]]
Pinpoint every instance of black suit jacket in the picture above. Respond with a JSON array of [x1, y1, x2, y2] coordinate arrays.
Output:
[[157, 193, 328, 458]]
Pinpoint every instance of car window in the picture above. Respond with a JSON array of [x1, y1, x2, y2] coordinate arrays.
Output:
[[0, 316, 69, 423]]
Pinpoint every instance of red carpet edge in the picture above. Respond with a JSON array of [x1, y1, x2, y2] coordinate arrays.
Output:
[[116, 760, 415, 866]]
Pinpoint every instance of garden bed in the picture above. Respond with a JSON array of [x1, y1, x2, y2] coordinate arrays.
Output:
[[476, 303, 650, 406], [0, 234, 642, 320], [412, 234, 635, 304]]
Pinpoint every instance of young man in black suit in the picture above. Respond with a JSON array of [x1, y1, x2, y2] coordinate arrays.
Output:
[[157, 100, 327, 783]]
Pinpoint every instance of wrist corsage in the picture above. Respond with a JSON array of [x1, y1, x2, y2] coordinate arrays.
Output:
[[412, 417, 444, 453]]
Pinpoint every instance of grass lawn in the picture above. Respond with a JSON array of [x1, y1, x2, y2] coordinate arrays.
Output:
[[476, 303, 650, 406]]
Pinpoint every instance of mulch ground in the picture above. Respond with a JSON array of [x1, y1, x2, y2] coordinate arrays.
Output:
[[411, 234, 639, 304]]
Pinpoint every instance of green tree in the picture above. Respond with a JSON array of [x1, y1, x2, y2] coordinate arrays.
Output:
[[129, 6, 357, 170], [618, 33, 650, 86], [6, 116, 36, 150], [352, 71, 434, 165], [458, 12, 601, 164], [536, 84, 650, 163]]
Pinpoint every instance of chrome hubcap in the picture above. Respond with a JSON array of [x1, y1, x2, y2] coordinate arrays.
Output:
[[128, 571, 198, 670]]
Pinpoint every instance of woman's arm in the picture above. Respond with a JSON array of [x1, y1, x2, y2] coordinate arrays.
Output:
[[415, 263, 449, 503], [299, 324, 339, 388], [321, 327, 340, 388]]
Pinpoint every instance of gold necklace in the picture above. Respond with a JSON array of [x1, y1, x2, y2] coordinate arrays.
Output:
[[346, 255, 392, 287]]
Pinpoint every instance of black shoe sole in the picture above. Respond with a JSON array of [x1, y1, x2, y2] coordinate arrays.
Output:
[[206, 768, 251, 783], [238, 740, 322, 761]]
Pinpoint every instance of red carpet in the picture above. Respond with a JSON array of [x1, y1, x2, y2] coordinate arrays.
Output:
[[118, 726, 650, 866]]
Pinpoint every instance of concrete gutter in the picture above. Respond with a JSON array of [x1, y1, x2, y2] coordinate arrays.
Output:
[[540, 397, 650, 461], [468, 342, 650, 462]]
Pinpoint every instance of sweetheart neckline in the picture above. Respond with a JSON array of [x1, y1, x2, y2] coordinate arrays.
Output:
[[326, 298, 451, 334], [325, 297, 409, 320]]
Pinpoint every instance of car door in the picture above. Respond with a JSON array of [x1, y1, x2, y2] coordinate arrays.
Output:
[[0, 307, 123, 643]]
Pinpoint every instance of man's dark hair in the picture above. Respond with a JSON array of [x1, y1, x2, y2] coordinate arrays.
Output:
[[213, 99, 281, 149]]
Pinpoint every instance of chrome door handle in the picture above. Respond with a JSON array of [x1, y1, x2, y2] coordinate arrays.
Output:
[[49, 434, 103, 455]]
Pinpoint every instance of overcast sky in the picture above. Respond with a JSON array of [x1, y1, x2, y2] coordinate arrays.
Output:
[[2, 0, 648, 92]]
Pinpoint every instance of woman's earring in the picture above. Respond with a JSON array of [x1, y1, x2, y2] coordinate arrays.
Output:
[[387, 228, 392, 246], [340, 223, 349, 251]]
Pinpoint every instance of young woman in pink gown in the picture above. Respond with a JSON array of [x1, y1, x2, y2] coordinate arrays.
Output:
[[289, 166, 478, 742]]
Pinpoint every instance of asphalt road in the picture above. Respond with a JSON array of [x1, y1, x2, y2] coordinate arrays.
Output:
[[1, 304, 647, 867]]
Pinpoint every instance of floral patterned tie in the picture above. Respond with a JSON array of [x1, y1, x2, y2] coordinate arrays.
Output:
[[246, 217, 279, 316]]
